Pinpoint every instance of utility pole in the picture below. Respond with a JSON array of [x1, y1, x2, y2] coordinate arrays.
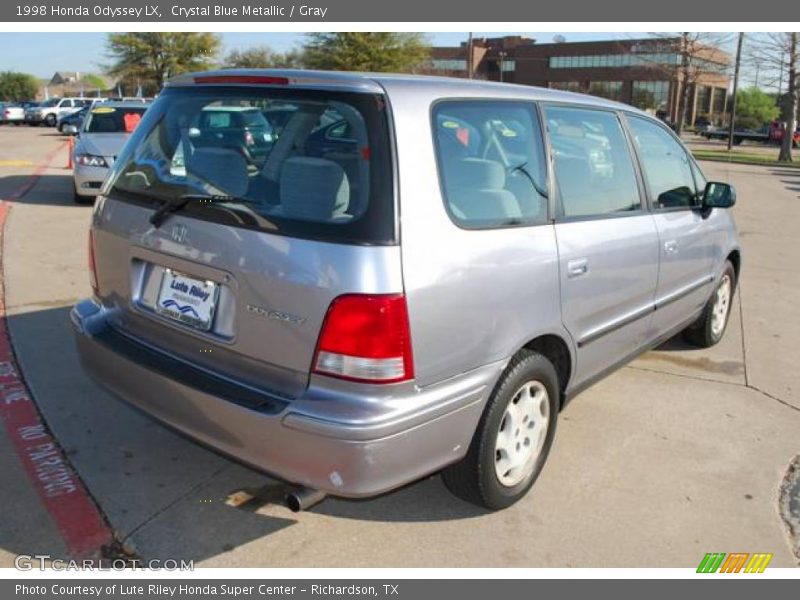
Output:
[[467, 32, 474, 79], [499, 51, 507, 83], [727, 32, 744, 151]]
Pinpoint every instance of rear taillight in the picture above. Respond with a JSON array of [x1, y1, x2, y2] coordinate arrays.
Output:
[[88, 229, 99, 296], [313, 294, 414, 384]]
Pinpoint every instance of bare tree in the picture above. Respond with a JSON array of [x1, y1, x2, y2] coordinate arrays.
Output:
[[749, 33, 799, 162], [628, 33, 732, 134]]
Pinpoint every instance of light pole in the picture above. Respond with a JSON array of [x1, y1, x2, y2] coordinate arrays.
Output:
[[727, 32, 744, 151], [467, 32, 474, 79]]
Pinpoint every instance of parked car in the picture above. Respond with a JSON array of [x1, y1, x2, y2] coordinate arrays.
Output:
[[768, 120, 800, 147], [71, 70, 741, 511], [694, 116, 713, 133], [58, 99, 107, 134], [26, 97, 88, 127], [72, 102, 148, 203], [2, 101, 37, 125]]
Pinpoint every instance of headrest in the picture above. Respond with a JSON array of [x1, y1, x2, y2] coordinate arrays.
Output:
[[185, 147, 249, 198], [444, 158, 506, 189], [279, 157, 349, 221]]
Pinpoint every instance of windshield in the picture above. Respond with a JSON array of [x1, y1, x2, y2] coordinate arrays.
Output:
[[40, 98, 59, 107], [84, 106, 147, 133], [106, 86, 395, 244]]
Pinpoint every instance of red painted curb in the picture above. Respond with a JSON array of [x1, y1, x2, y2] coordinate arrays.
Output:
[[0, 143, 114, 558]]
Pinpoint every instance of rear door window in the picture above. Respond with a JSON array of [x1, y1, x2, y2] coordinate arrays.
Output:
[[545, 106, 642, 218], [106, 87, 395, 245], [432, 100, 548, 229]]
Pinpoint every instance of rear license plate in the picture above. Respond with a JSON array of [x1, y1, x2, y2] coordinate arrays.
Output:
[[156, 269, 219, 331]]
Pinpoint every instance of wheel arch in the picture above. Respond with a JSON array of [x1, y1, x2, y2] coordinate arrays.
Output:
[[726, 248, 741, 283], [520, 334, 573, 408]]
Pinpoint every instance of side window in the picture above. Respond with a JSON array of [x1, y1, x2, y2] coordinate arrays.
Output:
[[432, 100, 548, 229], [545, 105, 641, 218], [627, 115, 699, 209]]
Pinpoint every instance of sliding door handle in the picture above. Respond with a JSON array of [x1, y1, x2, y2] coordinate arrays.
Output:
[[567, 258, 589, 277]]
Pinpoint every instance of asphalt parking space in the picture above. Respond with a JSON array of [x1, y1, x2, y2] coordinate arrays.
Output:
[[0, 126, 798, 567]]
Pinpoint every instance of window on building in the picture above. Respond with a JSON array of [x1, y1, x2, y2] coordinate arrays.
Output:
[[631, 81, 670, 112], [696, 85, 712, 115], [712, 88, 726, 115], [430, 59, 468, 71], [587, 81, 624, 102], [549, 53, 681, 69], [500, 60, 516, 72], [546, 106, 641, 218]]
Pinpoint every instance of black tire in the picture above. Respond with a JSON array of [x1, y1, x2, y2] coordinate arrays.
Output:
[[442, 349, 559, 510], [45, 113, 57, 127], [682, 260, 736, 348]]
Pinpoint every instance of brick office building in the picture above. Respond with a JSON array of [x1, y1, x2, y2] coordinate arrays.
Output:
[[426, 36, 731, 126]]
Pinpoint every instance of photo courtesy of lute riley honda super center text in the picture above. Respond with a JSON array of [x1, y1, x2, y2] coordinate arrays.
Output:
[[14, 4, 329, 18]]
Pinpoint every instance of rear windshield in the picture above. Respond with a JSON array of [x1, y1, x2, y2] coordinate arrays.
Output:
[[84, 106, 148, 133], [106, 86, 395, 245]]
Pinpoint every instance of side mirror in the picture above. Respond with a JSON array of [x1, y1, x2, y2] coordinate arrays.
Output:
[[702, 181, 736, 209], [63, 124, 78, 136]]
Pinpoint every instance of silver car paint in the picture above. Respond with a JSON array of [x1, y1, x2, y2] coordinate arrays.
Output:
[[72, 70, 742, 498]]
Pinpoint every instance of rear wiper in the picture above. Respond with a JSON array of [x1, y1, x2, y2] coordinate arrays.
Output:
[[149, 194, 260, 228]]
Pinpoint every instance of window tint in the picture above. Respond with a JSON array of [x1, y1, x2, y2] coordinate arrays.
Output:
[[432, 101, 548, 229], [106, 87, 394, 245], [627, 116, 698, 209], [546, 106, 640, 218]]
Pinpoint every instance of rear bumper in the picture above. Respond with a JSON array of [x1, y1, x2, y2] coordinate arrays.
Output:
[[71, 298, 500, 497]]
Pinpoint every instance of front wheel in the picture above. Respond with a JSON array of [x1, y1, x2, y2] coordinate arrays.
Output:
[[45, 114, 57, 127], [683, 261, 736, 348], [442, 349, 559, 510]]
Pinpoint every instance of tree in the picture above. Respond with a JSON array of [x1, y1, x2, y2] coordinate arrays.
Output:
[[81, 74, 107, 91], [0, 71, 39, 101], [749, 33, 798, 162], [223, 45, 306, 69], [633, 33, 732, 135], [302, 33, 430, 72], [105, 33, 221, 92], [733, 87, 779, 130]]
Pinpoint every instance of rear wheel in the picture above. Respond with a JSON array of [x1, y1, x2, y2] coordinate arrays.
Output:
[[442, 349, 558, 510], [683, 261, 736, 348]]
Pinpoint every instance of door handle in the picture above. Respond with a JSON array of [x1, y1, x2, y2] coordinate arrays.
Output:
[[567, 258, 589, 277], [664, 240, 679, 254]]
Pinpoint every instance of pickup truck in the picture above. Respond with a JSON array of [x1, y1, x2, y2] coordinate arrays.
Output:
[[702, 121, 800, 147]]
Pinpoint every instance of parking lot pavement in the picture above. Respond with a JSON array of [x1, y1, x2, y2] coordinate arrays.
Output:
[[0, 126, 798, 567]]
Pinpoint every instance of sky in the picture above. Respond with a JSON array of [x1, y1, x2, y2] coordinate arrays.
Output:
[[0, 32, 618, 78]]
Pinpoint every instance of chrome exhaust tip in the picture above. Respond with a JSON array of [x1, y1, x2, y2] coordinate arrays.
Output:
[[285, 487, 326, 512]]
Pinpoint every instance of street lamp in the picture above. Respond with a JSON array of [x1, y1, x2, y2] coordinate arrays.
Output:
[[498, 51, 507, 83]]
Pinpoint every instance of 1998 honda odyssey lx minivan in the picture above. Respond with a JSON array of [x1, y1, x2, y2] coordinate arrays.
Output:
[[72, 70, 741, 511]]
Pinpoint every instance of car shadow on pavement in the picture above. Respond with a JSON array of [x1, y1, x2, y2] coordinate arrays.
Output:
[[3, 304, 486, 563], [1, 175, 82, 206]]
